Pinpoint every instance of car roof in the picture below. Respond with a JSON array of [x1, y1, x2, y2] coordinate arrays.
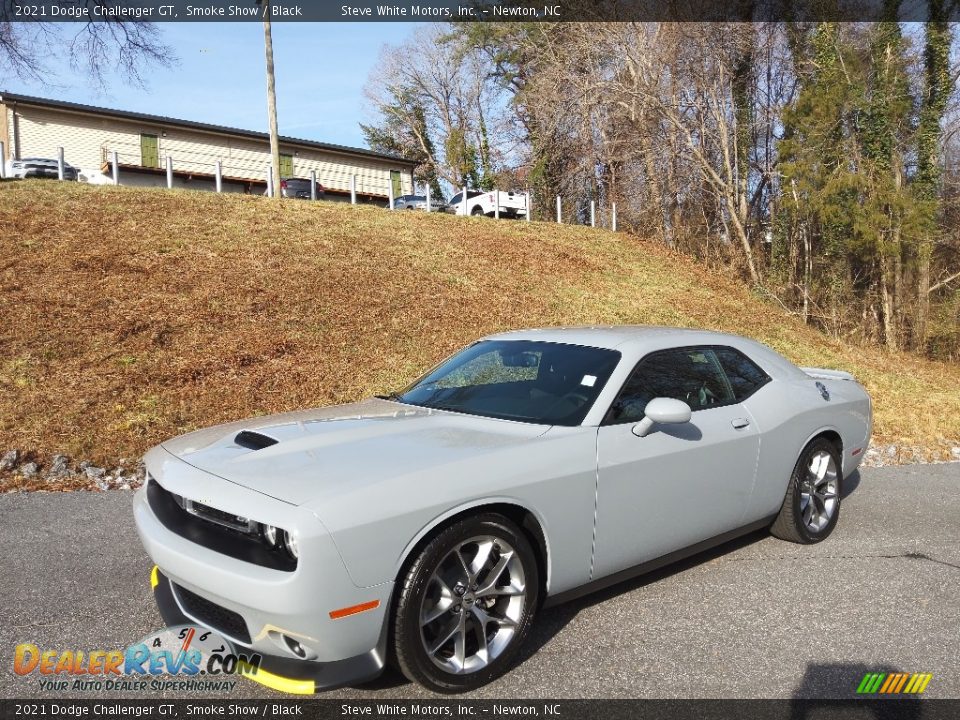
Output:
[[483, 325, 734, 349], [480, 326, 805, 378], [19, 157, 74, 166]]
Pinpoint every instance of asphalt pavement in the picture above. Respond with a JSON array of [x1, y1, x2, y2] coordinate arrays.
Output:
[[1, 463, 958, 700]]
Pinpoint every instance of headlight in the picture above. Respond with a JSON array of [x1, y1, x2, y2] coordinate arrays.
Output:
[[261, 524, 279, 547], [282, 530, 299, 559]]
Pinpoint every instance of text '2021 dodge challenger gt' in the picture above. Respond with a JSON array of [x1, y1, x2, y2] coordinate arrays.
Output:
[[133, 327, 872, 694]]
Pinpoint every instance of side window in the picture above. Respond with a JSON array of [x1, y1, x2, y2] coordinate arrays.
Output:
[[713, 346, 771, 402], [605, 347, 735, 424]]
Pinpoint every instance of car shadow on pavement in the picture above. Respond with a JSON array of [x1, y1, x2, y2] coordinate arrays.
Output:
[[515, 525, 775, 670], [843, 469, 863, 499], [790, 662, 924, 718]]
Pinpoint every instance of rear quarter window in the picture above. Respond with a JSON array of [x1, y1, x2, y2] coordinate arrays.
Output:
[[713, 346, 771, 402]]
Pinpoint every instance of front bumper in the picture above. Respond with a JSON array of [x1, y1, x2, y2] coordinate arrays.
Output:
[[133, 446, 393, 693], [150, 566, 384, 694]]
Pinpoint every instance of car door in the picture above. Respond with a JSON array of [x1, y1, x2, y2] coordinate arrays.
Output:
[[591, 346, 761, 580]]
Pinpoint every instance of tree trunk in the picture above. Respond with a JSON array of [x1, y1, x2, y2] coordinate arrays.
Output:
[[915, 242, 932, 351], [879, 255, 899, 351]]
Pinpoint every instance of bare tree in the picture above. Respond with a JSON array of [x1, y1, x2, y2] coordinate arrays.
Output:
[[1, 6, 174, 87], [362, 25, 509, 189]]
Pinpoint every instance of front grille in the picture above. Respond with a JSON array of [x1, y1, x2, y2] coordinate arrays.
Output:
[[174, 584, 251, 645]]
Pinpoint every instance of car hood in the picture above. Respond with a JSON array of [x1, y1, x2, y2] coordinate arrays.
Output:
[[160, 398, 549, 506]]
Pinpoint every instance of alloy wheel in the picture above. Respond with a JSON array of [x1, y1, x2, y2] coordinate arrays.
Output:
[[419, 535, 527, 674], [800, 450, 839, 532]]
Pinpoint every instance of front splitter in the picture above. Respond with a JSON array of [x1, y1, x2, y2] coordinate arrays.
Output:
[[149, 565, 386, 694]]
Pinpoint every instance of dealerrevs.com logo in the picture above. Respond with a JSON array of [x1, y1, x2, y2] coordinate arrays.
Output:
[[13, 625, 262, 692]]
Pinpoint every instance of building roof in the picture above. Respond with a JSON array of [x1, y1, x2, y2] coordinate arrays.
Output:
[[0, 91, 417, 167]]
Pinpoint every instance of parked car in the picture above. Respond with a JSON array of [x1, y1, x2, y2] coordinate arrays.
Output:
[[134, 327, 871, 694], [393, 194, 448, 212], [77, 169, 114, 185], [448, 189, 528, 218], [6, 157, 78, 181], [263, 177, 325, 199]]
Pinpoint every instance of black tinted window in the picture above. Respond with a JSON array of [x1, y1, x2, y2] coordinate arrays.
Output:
[[449, 193, 461, 204], [605, 347, 735, 424], [713, 346, 770, 401]]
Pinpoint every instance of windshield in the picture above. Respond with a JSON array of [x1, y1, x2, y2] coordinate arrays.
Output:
[[395, 340, 621, 426]]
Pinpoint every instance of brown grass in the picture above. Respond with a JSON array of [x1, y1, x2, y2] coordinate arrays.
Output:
[[1, 180, 958, 485]]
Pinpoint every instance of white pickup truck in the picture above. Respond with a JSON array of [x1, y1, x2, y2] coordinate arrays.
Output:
[[448, 189, 529, 218]]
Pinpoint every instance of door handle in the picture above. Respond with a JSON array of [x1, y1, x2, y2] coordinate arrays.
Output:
[[731, 418, 750, 429]]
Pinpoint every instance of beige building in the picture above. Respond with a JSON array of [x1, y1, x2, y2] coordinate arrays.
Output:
[[0, 92, 416, 201]]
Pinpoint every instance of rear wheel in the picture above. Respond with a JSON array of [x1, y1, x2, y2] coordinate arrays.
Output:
[[770, 438, 842, 544], [392, 514, 539, 693]]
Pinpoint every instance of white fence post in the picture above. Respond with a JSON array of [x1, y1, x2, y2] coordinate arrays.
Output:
[[310, 170, 317, 200], [494, 189, 499, 220], [556, 195, 562, 223], [266, 166, 273, 197], [612, 203, 617, 232], [426, 184, 432, 212], [0, 141, 5, 178], [461, 186, 467, 215], [590, 200, 596, 228], [526, 189, 530, 222], [388, 176, 394, 210], [165, 156, 173, 189], [57, 147, 65, 181], [215, 160, 222, 193], [111, 151, 119, 185], [350, 174, 357, 204]]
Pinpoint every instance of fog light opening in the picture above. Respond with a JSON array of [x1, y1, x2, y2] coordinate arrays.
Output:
[[284, 635, 307, 659]]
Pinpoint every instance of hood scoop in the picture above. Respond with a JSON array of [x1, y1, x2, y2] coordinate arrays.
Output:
[[234, 430, 279, 451]]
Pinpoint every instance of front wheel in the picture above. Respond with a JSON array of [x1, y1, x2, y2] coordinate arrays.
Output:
[[470, 205, 486, 217], [392, 514, 539, 693], [770, 438, 842, 544]]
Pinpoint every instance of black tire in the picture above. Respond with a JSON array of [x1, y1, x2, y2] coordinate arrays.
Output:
[[392, 513, 539, 693], [470, 205, 486, 217], [770, 437, 842, 544]]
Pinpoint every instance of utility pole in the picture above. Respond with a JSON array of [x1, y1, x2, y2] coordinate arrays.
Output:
[[259, 0, 281, 197]]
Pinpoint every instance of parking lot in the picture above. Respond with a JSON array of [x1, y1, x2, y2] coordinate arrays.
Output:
[[1, 463, 957, 700]]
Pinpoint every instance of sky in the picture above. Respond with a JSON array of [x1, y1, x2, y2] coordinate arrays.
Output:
[[2, 23, 423, 149]]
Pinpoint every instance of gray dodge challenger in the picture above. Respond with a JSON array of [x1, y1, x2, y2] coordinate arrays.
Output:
[[133, 326, 872, 694]]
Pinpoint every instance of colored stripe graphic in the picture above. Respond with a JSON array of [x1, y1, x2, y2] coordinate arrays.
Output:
[[857, 672, 932, 695], [879, 674, 897, 693]]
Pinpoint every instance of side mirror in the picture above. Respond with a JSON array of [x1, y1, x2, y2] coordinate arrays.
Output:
[[631, 397, 692, 437]]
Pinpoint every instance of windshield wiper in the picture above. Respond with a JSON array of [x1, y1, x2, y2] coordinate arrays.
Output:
[[375, 392, 404, 401]]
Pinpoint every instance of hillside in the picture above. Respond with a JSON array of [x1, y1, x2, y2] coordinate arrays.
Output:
[[2, 181, 958, 489]]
